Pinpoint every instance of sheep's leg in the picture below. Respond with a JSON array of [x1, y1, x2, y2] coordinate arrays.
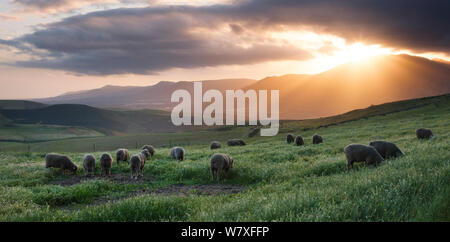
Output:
[[217, 168, 222, 181], [347, 161, 353, 171], [210, 169, 214, 181]]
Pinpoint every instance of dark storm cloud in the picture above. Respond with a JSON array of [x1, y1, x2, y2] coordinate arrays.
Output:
[[5, 0, 450, 75]]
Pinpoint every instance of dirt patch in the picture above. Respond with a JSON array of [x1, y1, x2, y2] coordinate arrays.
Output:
[[89, 184, 245, 206], [49, 174, 154, 186], [133, 184, 244, 196]]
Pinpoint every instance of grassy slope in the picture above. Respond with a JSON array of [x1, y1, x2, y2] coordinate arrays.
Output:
[[0, 124, 104, 142], [0, 104, 188, 135], [0, 95, 448, 221], [0, 100, 47, 110]]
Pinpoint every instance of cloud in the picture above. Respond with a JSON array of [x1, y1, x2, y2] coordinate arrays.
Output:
[[4, 0, 450, 75], [0, 14, 19, 20], [12, 0, 125, 13]]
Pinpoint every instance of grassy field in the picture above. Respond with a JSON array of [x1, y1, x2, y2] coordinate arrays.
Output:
[[0, 95, 448, 221]]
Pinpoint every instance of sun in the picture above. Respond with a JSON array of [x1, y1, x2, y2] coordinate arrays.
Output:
[[332, 43, 392, 64]]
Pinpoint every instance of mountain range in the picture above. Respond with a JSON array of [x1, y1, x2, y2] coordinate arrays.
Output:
[[32, 54, 450, 120]]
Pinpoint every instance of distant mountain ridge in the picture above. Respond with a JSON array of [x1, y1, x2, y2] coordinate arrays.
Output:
[[32, 54, 450, 119], [34, 79, 257, 110]]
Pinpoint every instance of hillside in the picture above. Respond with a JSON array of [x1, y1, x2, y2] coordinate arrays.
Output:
[[0, 88, 448, 221], [247, 54, 450, 119], [0, 100, 48, 110], [0, 104, 187, 135], [34, 78, 257, 110], [0, 94, 447, 153]]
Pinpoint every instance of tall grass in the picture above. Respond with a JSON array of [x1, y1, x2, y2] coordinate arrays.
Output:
[[0, 96, 448, 221]]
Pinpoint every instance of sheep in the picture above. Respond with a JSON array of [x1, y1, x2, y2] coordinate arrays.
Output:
[[295, 135, 304, 146], [286, 134, 295, 144], [45, 153, 78, 174], [227, 139, 246, 146], [210, 153, 234, 181], [99, 153, 113, 176], [170, 147, 185, 161], [83, 154, 95, 176], [141, 145, 155, 157], [210, 141, 221, 150], [115, 148, 130, 165], [130, 149, 151, 179], [416, 128, 433, 140], [312, 134, 323, 144], [344, 144, 384, 171], [369, 141, 404, 159]]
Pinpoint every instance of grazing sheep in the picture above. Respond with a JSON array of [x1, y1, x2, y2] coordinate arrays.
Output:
[[210, 153, 234, 181], [369, 141, 404, 159], [286, 134, 295, 144], [416, 128, 434, 140], [130, 150, 151, 179], [312, 134, 323, 144], [295, 135, 304, 146], [210, 141, 221, 150], [115, 148, 130, 165], [170, 147, 185, 161], [227, 139, 246, 146], [100, 153, 113, 176], [141, 145, 155, 157], [83, 154, 95, 176], [45, 153, 78, 174], [344, 144, 384, 171]]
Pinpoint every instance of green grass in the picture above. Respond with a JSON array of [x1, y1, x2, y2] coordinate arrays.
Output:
[[0, 95, 448, 221]]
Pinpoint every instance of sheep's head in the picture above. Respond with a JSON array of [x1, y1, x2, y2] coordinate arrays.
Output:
[[141, 150, 151, 159], [70, 164, 78, 173]]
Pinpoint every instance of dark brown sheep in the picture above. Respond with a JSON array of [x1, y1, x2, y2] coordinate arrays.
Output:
[[312, 134, 323, 144], [100, 153, 113, 176], [210, 153, 234, 181], [344, 144, 384, 170], [130, 150, 151, 179], [295, 135, 304, 146], [210, 141, 221, 150], [170, 147, 185, 161], [369, 141, 404, 159], [45, 153, 78, 174], [83, 154, 95, 176], [227, 139, 246, 146], [141, 145, 155, 157], [416, 128, 434, 140], [286, 134, 295, 144], [115, 148, 130, 165]]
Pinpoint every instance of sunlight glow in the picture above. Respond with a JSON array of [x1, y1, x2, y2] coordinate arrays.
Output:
[[332, 43, 392, 64]]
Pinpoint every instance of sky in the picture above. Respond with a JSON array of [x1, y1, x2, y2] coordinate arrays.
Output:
[[0, 0, 449, 99]]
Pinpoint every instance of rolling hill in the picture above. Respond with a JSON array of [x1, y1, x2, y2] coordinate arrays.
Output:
[[0, 104, 189, 135], [0, 100, 48, 110]]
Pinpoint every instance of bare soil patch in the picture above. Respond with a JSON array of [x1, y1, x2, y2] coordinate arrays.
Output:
[[90, 184, 245, 206], [133, 184, 244, 196], [49, 173, 154, 186]]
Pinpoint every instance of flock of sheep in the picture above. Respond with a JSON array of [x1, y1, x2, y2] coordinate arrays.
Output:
[[45, 140, 241, 181], [44, 127, 434, 181], [286, 128, 433, 170]]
